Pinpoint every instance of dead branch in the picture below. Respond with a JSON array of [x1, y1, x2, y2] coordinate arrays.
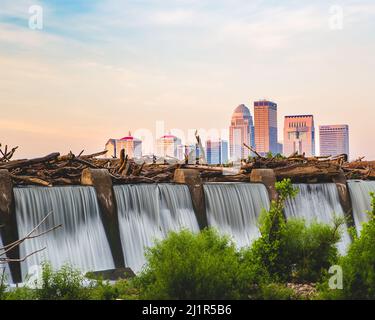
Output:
[[0, 211, 61, 265]]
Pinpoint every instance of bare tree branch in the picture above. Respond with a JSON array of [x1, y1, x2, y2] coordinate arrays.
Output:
[[0, 211, 61, 264]]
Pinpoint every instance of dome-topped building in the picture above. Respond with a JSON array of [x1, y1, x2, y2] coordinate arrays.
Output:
[[105, 131, 142, 159], [229, 104, 255, 160]]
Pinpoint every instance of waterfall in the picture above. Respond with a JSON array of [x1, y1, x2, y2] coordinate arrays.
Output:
[[114, 184, 199, 273], [284, 183, 351, 255], [0, 235, 12, 284], [347, 180, 375, 234], [203, 183, 270, 248], [14, 186, 115, 280]]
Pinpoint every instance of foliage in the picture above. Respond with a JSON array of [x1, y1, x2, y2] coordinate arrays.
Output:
[[0, 269, 7, 300], [279, 219, 341, 282], [256, 283, 297, 300], [244, 179, 298, 281], [2, 286, 36, 300], [266, 151, 274, 159], [319, 192, 375, 300], [244, 179, 341, 283], [135, 228, 256, 300], [87, 278, 139, 300], [35, 262, 90, 300]]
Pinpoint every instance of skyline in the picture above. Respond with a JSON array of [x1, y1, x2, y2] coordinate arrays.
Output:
[[1, 1, 375, 159], [105, 104, 349, 161]]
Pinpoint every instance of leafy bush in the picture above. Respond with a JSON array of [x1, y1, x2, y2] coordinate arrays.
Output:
[[87, 278, 139, 300], [135, 228, 257, 300], [257, 283, 297, 300], [244, 179, 341, 283], [280, 219, 341, 282], [35, 262, 90, 300], [2, 286, 36, 300], [320, 192, 375, 299]]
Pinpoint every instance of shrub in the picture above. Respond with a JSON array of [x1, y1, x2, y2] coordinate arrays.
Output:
[[135, 228, 257, 300], [257, 283, 297, 300], [35, 262, 90, 300], [2, 286, 36, 300], [244, 179, 341, 283], [280, 219, 341, 282], [320, 192, 375, 299], [87, 278, 139, 300]]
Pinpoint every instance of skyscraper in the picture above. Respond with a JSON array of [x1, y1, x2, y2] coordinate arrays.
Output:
[[254, 100, 278, 156], [206, 139, 229, 164], [283, 115, 315, 157], [319, 125, 349, 157], [105, 132, 142, 158], [156, 134, 182, 158], [229, 104, 255, 161]]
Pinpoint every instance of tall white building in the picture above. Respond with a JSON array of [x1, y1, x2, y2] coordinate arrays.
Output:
[[229, 104, 255, 161]]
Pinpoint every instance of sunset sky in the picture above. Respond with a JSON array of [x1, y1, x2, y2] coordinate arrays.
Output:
[[0, 0, 374, 159]]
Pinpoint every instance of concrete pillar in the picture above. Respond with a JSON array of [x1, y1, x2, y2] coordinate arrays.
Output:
[[173, 169, 208, 230], [0, 169, 22, 283], [81, 168, 125, 268], [333, 171, 355, 229], [250, 169, 278, 202]]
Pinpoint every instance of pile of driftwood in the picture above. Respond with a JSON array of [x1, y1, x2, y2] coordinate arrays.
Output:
[[0, 143, 182, 186], [342, 159, 375, 180], [0, 142, 374, 187]]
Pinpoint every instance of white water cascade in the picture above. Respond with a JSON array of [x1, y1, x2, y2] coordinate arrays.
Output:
[[114, 184, 200, 273], [14, 186, 115, 280], [347, 180, 375, 234], [284, 183, 351, 255], [0, 235, 12, 284], [203, 183, 270, 248]]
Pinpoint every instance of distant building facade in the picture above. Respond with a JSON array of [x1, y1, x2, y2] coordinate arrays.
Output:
[[105, 132, 142, 158], [277, 142, 283, 155], [254, 100, 278, 156], [319, 125, 349, 157], [206, 139, 229, 164], [229, 104, 255, 161], [156, 134, 182, 158], [283, 115, 315, 157]]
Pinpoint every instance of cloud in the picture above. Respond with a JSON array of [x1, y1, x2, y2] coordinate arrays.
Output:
[[217, 6, 326, 50]]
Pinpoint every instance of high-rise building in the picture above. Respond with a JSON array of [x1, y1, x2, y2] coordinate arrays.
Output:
[[319, 125, 349, 157], [277, 142, 283, 155], [283, 115, 315, 157], [156, 134, 182, 158], [206, 139, 229, 164], [229, 104, 255, 161], [254, 100, 278, 156], [105, 132, 142, 158]]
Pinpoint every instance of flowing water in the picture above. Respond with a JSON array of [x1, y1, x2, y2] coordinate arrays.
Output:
[[0, 235, 12, 284], [203, 183, 270, 248], [284, 183, 351, 255], [14, 186, 115, 280], [347, 180, 375, 234], [114, 184, 200, 273]]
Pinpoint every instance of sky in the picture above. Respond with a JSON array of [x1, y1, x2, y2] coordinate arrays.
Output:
[[0, 0, 374, 159]]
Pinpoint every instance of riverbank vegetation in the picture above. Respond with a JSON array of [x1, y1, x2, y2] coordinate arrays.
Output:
[[1, 179, 374, 300]]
